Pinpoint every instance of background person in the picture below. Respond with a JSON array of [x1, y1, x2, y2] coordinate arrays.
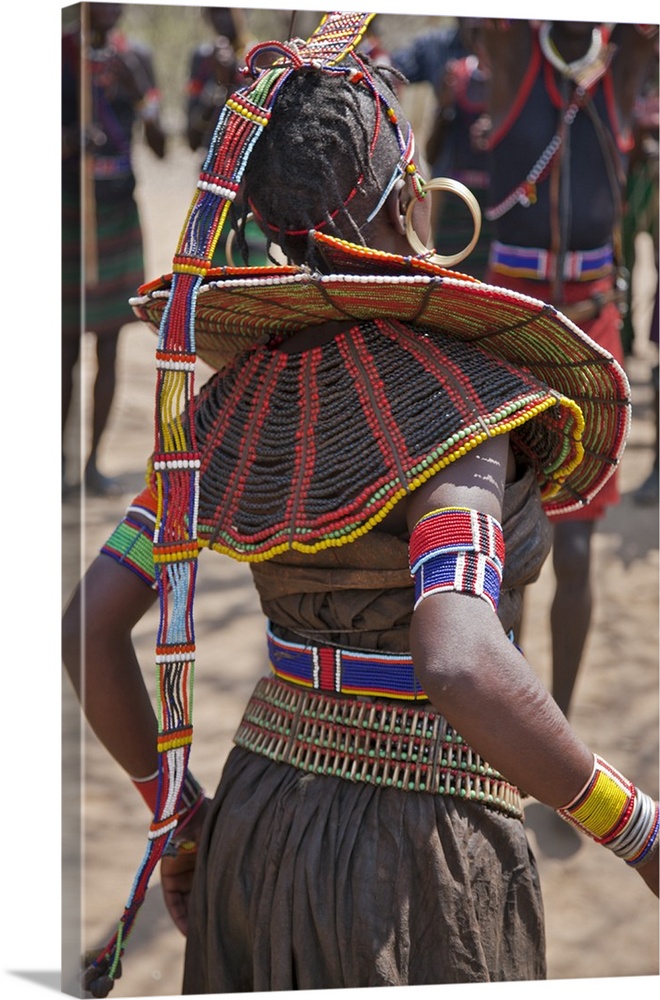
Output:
[[476, 18, 659, 717], [62, 2, 167, 497], [185, 7, 250, 155], [421, 19, 494, 278], [185, 6, 268, 266]]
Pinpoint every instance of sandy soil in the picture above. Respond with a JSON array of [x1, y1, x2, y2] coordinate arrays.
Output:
[[61, 136, 659, 998]]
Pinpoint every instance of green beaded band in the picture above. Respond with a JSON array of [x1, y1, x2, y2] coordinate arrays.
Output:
[[233, 676, 523, 819], [101, 516, 157, 588]]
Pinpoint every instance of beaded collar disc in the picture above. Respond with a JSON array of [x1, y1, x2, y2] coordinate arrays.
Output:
[[132, 230, 631, 520]]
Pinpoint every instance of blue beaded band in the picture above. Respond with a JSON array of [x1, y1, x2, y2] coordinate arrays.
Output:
[[267, 623, 428, 701], [412, 551, 503, 613], [409, 507, 505, 613]]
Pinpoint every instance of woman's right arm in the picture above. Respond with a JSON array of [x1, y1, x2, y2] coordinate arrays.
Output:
[[62, 553, 161, 781]]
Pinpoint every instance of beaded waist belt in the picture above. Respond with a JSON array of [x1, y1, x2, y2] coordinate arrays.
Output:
[[267, 623, 428, 701], [489, 240, 614, 282], [233, 675, 523, 819]]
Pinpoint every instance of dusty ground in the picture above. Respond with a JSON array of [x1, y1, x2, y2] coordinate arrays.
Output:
[[62, 136, 659, 998]]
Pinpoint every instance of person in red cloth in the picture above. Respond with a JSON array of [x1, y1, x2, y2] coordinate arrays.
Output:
[[476, 19, 659, 717]]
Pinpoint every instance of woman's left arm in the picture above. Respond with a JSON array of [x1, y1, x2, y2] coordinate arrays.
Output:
[[406, 433, 658, 894]]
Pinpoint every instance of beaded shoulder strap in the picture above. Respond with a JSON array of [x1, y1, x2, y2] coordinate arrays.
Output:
[[86, 12, 376, 997]]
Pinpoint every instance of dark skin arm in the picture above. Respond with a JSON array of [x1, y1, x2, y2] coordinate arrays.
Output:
[[107, 47, 167, 160], [62, 550, 211, 934], [405, 433, 659, 896], [471, 18, 531, 133], [425, 60, 459, 169], [608, 23, 659, 127], [62, 553, 160, 778], [143, 116, 167, 160], [129, 49, 167, 160], [405, 433, 593, 806]]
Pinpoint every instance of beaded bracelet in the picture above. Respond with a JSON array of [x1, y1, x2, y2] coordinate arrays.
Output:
[[557, 754, 659, 867], [409, 506, 505, 613], [131, 768, 205, 826]]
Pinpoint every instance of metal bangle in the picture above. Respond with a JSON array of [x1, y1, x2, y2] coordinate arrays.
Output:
[[405, 177, 482, 268]]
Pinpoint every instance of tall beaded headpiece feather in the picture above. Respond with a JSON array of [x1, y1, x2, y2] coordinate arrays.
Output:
[[84, 11, 424, 997]]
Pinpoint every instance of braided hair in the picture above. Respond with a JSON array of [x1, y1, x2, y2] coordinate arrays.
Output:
[[239, 62, 408, 268]]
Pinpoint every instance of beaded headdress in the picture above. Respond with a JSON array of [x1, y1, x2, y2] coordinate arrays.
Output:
[[84, 10, 421, 996]]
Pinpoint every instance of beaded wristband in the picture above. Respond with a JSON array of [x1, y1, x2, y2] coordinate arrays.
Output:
[[558, 754, 660, 867], [409, 506, 505, 613]]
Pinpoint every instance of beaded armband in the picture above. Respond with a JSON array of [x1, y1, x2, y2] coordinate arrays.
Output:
[[409, 507, 505, 613], [101, 509, 157, 588], [558, 754, 659, 867]]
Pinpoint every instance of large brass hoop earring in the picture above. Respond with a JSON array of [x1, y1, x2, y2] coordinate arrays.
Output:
[[225, 212, 257, 267], [405, 177, 482, 267]]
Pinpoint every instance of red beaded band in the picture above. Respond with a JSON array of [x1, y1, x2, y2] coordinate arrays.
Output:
[[409, 507, 505, 613]]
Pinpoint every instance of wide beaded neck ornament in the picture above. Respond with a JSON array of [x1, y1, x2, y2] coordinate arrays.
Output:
[[82, 11, 418, 997]]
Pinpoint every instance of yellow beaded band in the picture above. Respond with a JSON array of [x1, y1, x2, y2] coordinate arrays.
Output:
[[558, 754, 659, 867]]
